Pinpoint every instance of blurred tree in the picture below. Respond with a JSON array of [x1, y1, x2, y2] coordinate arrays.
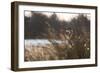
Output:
[[24, 16, 31, 39], [69, 14, 90, 58], [25, 12, 50, 39]]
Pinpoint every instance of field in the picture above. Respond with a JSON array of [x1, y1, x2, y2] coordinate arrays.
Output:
[[24, 11, 90, 61], [24, 39, 90, 61]]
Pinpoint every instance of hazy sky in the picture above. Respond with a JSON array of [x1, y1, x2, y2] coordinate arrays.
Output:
[[24, 11, 90, 21]]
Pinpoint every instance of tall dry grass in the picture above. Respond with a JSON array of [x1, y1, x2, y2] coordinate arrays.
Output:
[[24, 41, 90, 61]]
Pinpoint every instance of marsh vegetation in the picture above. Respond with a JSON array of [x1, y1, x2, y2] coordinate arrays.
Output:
[[24, 11, 90, 61]]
